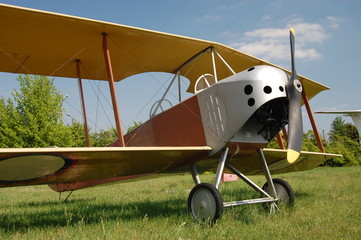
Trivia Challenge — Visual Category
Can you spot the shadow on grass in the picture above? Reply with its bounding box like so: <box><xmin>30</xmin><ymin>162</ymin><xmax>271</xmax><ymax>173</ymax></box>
<box><xmin>294</xmin><ymin>191</ymin><xmax>312</xmax><ymax>199</ymax></box>
<box><xmin>1</xmin><ymin>183</ymin><xmax>305</xmax><ymax>232</ymax></box>
<box><xmin>219</xmin><ymin>185</ymin><xmax>271</xmax><ymax>224</ymax></box>
<box><xmin>0</xmin><ymin>197</ymin><xmax>188</xmax><ymax>233</ymax></box>
<box><xmin>220</xmin><ymin>183</ymin><xmax>299</xmax><ymax>223</ymax></box>
<box><xmin>12</xmin><ymin>197</ymin><xmax>97</xmax><ymax>208</ymax></box>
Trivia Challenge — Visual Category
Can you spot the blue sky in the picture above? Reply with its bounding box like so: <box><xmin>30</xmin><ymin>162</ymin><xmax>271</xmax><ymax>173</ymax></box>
<box><xmin>0</xmin><ymin>0</ymin><xmax>360</xmax><ymax>135</ymax></box>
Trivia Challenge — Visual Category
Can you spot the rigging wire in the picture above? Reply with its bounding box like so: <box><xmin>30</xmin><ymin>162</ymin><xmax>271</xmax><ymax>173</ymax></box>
<box><xmin>107</xmin><ymin>35</ymin><xmax>229</xmax><ymax>142</ymax></box>
<box><xmin>94</xmin><ymin>80</ymin><xmax>101</xmax><ymax>132</ymax></box>
<box><xmin>49</xmin><ymin>35</ymin><xmax>102</xmax><ymax>77</ymax></box>
<box><xmin>87</xmin><ymin>80</ymin><xmax>115</xmax><ymax>130</ymax></box>
<box><xmin>79</xmin><ymin>64</ymin><xmax>127</xmax><ymax>131</ymax></box>
<box><xmin>0</xmin><ymin>47</ymin><xmax>33</xmax><ymax>74</ymax></box>
<box><xmin>62</xmin><ymin>99</ymin><xmax>97</xmax><ymax>127</ymax></box>
<box><xmin>107</xmin><ymin>36</ymin><xmax>187</xmax><ymax>125</ymax></box>
<box><xmin>108</xmin><ymin>36</ymin><xmax>197</xmax><ymax>112</ymax></box>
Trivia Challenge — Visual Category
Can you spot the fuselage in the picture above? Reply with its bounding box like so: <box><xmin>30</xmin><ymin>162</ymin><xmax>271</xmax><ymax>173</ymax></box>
<box><xmin>122</xmin><ymin>65</ymin><xmax>290</xmax><ymax>159</ymax></box>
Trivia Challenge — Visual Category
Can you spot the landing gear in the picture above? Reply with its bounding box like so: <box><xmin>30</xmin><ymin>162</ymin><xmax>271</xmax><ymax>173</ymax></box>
<box><xmin>188</xmin><ymin>183</ymin><xmax>223</xmax><ymax>224</ymax></box>
<box><xmin>262</xmin><ymin>178</ymin><xmax>295</xmax><ymax>206</ymax></box>
<box><xmin>188</xmin><ymin>148</ymin><xmax>296</xmax><ymax>224</ymax></box>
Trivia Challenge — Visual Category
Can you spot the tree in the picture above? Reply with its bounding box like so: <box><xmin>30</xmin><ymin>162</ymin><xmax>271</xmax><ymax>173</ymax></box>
<box><xmin>330</xmin><ymin>117</ymin><xmax>359</xmax><ymax>143</ymax></box>
<box><xmin>67</xmin><ymin>121</ymin><xmax>87</xmax><ymax>147</ymax></box>
<box><xmin>90</xmin><ymin>128</ymin><xmax>118</xmax><ymax>147</ymax></box>
<box><xmin>0</xmin><ymin>98</ymin><xmax>22</xmax><ymax>147</ymax></box>
<box><xmin>127</xmin><ymin>121</ymin><xmax>143</xmax><ymax>133</ymax></box>
<box><xmin>302</xmin><ymin>130</ymin><xmax>321</xmax><ymax>152</ymax></box>
<box><xmin>266</xmin><ymin>137</ymin><xmax>282</xmax><ymax>149</ymax></box>
<box><xmin>0</xmin><ymin>75</ymin><xmax>75</xmax><ymax>147</ymax></box>
<box><xmin>325</xmin><ymin>117</ymin><xmax>361</xmax><ymax>166</ymax></box>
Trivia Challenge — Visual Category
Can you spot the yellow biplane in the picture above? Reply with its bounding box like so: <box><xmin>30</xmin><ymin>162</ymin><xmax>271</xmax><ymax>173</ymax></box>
<box><xmin>0</xmin><ymin>4</ymin><xmax>340</xmax><ymax>223</ymax></box>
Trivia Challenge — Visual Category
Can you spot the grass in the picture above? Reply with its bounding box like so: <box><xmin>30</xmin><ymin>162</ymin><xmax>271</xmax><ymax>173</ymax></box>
<box><xmin>1</xmin><ymin>166</ymin><xmax>360</xmax><ymax>239</ymax></box>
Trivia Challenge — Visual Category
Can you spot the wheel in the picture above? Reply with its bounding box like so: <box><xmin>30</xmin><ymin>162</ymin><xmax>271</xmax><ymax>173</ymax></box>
<box><xmin>262</xmin><ymin>178</ymin><xmax>295</xmax><ymax>206</ymax></box>
<box><xmin>188</xmin><ymin>183</ymin><xmax>224</xmax><ymax>224</ymax></box>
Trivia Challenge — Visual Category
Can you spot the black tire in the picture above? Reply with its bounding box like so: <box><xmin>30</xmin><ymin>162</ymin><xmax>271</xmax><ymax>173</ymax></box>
<box><xmin>262</xmin><ymin>178</ymin><xmax>295</xmax><ymax>206</ymax></box>
<box><xmin>188</xmin><ymin>183</ymin><xmax>224</xmax><ymax>224</ymax></box>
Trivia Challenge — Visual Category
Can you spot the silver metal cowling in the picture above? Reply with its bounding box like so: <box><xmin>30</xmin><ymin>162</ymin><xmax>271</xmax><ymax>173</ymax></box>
<box><xmin>197</xmin><ymin>65</ymin><xmax>289</xmax><ymax>154</ymax></box>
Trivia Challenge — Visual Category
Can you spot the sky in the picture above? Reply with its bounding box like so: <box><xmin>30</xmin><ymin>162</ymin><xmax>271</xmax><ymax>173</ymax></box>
<box><xmin>0</xmin><ymin>0</ymin><xmax>360</xmax><ymax>135</ymax></box>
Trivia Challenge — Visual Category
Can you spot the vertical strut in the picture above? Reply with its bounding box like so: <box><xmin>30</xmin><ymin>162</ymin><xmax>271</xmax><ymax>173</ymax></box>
<box><xmin>211</xmin><ymin>48</ymin><xmax>218</xmax><ymax>83</ymax></box>
<box><xmin>75</xmin><ymin>60</ymin><xmax>91</xmax><ymax>147</ymax></box>
<box><xmin>276</xmin><ymin>132</ymin><xmax>285</xmax><ymax>149</ymax></box>
<box><xmin>213</xmin><ymin>49</ymin><xmax>236</xmax><ymax>75</ymax></box>
<box><xmin>102</xmin><ymin>33</ymin><xmax>125</xmax><ymax>147</ymax></box>
<box><xmin>177</xmin><ymin>72</ymin><xmax>182</xmax><ymax>103</ymax></box>
<box><xmin>282</xmin><ymin>127</ymin><xmax>288</xmax><ymax>143</ymax></box>
<box><xmin>257</xmin><ymin>149</ymin><xmax>278</xmax><ymax>199</ymax></box>
<box><xmin>302</xmin><ymin>90</ymin><xmax>325</xmax><ymax>152</ymax></box>
<box><xmin>214</xmin><ymin>147</ymin><xmax>228</xmax><ymax>189</ymax></box>
<box><xmin>190</xmin><ymin>164</ymin><xmax>201</xmax><ymax>185</ymax></box>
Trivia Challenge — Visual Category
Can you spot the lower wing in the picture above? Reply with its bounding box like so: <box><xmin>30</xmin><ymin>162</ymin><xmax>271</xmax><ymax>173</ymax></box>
<box><xmin>0</xmin><ymin>146</ymin><xmax>211</xmax><ymax>189</ymax></box>
<box><xmin>167</xmin><ymin>148</ymin><xmax>342</xmax><ymax>175</ymax></box>
<box><xmin>0</xmin><ymin>146</ymin><xmax>341</xmax><ymax>191</ymax></box>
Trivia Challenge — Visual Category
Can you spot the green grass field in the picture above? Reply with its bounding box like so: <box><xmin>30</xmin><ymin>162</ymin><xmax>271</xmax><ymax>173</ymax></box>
<box><xmin>1</xmin><ymin>166</ymin><xmax>360</xmax><ymax>240</ymax></box>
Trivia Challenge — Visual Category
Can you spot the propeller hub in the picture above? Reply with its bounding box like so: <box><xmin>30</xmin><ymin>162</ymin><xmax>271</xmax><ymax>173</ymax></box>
<box><xmin>293</xmin><ymin>79</ymin><xmax>303</xmax><ymax>93</ymax></box>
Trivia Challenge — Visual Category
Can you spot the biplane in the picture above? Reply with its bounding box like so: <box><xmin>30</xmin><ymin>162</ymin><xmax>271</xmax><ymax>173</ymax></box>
<box><xmin>0</xmin><ymin>4</ymin><xmax>341</xmax><ymax>223</ymax></box>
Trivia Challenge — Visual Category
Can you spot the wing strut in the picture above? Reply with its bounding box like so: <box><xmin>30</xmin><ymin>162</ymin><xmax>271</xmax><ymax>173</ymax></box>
<box><xmin>102</xmin><ymin>33</ymin><xmax>125</xmax><ymax>146</ymax></box>
<box><xmin>76</xmin><ymin>60</ymin><xmax>91</xmax><ymax>147</ymax></box>
<box><xmin>301</xmin><ymin>90</ymin><xmax>325</xmax><ymax>152</ymax></box>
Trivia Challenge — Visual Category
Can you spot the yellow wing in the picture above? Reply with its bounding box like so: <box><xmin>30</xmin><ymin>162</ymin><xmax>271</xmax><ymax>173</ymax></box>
<box><xmin>0</xmin><ymin>146</ymin><xmax>211</xmax><ymax>188</ymax></box>
<box><xmin>0</xmin><ymin>4</ymin><xmax>328</xmax><ymax>97</ymax></box>
<box><xmin>171</xmin><ymin>149</ymin><xmax>342</xmax><ymax>175</ymax></box>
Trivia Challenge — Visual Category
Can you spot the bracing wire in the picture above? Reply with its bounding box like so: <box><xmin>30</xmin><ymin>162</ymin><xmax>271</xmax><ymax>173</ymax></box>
<box><xmin>77</xmin><ymin>59</ymin><xmax>127</xmax><ymax>132</ymax></box>
<box><xmin>107</xmin><ymin>36</ymin><xmax>198</xmax><ymax>124</ymax></box>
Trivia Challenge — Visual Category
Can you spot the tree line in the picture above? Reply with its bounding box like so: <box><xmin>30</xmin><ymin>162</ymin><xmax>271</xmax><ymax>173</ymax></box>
<box><xmin>0</xmin><ymin>75</ymin><xmax>119</xmax><ymax>148</ymax></box>
<box><xmin>0</xmin><ymin>75</ymin><xmax>360</xmax><ymax>166</ymax></box>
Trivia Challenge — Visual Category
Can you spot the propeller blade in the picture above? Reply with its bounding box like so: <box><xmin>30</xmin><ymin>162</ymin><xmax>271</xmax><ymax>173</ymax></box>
<box><xmin>286</xmin><ymin>28</ymin><xmax>303</xmax><ymax>163</ymax></box>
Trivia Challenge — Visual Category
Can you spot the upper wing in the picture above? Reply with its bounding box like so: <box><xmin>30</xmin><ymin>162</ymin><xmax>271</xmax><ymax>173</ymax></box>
<box><xmin>0</xmin><ymin>4</ymin><xmax>328</xmax><ymax>97</ymax></box>
<box><xmin>0</xmin><ymin>146</ymin><xmax>211</xmax><ymax>188</ymax></box>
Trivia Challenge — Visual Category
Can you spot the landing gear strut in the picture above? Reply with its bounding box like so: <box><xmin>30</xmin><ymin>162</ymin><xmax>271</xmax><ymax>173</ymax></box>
<box><xmin>188</xmin><ymin>148</ymin><xmax>295</xmax><ymax>223</ymax></box>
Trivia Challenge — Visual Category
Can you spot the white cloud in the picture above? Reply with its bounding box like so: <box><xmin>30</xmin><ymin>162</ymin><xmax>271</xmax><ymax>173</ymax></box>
<box><xmin>326</xmin><ymin>16</ymin><xmax>343</xmax><ymax>29</ymax></box>
<box><xmin>244</xmin><ymin>28</ymin><xmax>288</xmax><ymax>38</ymax></box>
<box><xmin>297</xmin><ymin>48</ymin><xmax>321</xmax><ymax>59</ymax></box>
<box><xmin>261</xmin><ymin>15</ymin><xmax>272</xmax><ymax>22</ymax></box>
<box><xmin>231</xmin><ymin>39</ymin><xmax>290</xmax><ymax>61</ymax></box>
<box><xmin>229</xmin><ymin>20</ymin><xmax>331</xmax><ymax>61</ymax></box>
<box><xmin>196</xmin><ymin>14</ymin><xmax>221</xmax><ymax>23</ymax></box>
<box><xmin>221</xmin><ymin>31</ymin><xmax>241</xmax><ymax>39</ymax></box>
<box><xmin>288</xmin><ymin>22</ymin><xmax>329</xmax><ymax>44</ymax></box>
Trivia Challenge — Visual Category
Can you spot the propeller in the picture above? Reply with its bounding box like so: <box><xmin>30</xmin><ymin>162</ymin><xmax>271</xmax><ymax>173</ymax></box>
<box><xmin>286</xmin><ymin>28</ymin><xmax>303</xmax><ymax>163</ymax></box>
